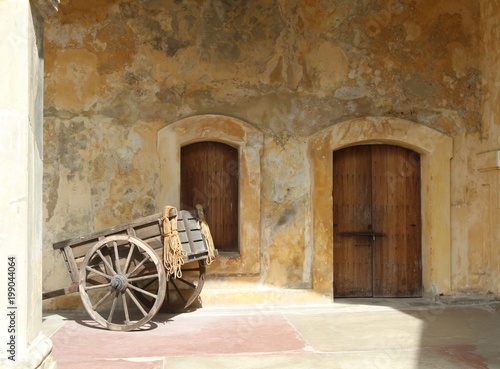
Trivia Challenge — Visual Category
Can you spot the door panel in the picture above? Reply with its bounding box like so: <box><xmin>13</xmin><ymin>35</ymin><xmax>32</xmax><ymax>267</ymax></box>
<box><xmin>333</xmin><ymin>146</ymin><xmax>372</xmax><ymax>297</ymax></box>
<box><xmin>372</xmin><ymin>145</ymin><xmax>421</xmax><ymax>297</ymax></box>
<box><xmin>333</xmin><ymin>145</ymin><xmax>422</xmax><ymax>298</ymax></box>
<box><xmin>181</xmin><ymin>141</ymin><xmax>239</xmax><ymax>252</ymax></box>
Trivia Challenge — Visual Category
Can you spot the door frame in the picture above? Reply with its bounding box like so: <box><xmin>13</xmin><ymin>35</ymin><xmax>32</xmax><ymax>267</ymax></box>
<box><xmin>308</xmin><ymin>117</ymin><xmax>453</xmax><ymax>299</ymax></box>
<box><xmin>157</xmin><ymin>114</ymin><xmax>263</xmax><ymax>276</ymax></box>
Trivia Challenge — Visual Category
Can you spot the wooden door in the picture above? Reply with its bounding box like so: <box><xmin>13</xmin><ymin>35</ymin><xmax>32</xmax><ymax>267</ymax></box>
<box><xmin>181</xmin><ymin>141</ymin><xmax>239</xmax><ymax>252</ymax></box>
<box><xmin>333</xmin><ymin>145</ymin><xmax>422</xmax><ymax>298</ymax></box>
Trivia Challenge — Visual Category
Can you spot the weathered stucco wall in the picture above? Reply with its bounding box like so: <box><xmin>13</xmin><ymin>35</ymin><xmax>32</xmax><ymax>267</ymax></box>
<box><xmin>471</xmin><ymin>0</ymin><xmax>500</xmax><ymax>296</ymax></box>
<box><xmin>42</xmin><ymin>0</ymin><xmax>498</xmax><ymax>308</ymax></box>
<box><xmin>445</xmin><ymin>0</ymin><xmax>500</xmax><ymax>297</ymax></box>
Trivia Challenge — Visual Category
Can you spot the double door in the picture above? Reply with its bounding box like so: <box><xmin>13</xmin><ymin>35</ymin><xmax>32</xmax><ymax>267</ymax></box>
<box><xmin>333</xmin><ymin>145</ymin><xmax>422</xmax><ymax>298</ymax></box>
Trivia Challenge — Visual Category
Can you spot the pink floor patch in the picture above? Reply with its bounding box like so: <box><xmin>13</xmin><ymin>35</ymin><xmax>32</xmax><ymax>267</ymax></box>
<box><xmin>51</xmin><ymin>312</ymin><xmax>308</xmax><ymax>365</ymax></box>
<box><xmin>54</xmin><ymin>359</ymin><xmax>163</xmax><ymax>369</ymax></box>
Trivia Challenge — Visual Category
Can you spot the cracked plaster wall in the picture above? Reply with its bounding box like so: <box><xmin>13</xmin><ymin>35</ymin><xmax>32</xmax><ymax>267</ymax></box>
<box><xmin>42</xmin><ymin>0</ymin><xmax>499</xmax><ymax>307</ymax></box>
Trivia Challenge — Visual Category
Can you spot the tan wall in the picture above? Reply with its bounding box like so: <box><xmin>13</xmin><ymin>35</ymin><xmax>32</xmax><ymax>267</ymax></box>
<box><xmin>42</xmin><ymin>0</ymin><xmax>500</xmax><ymax>308</ymax></box>
<box><xmin>447</xmin><ymin>0</ymin><xmax>500</xmax><ymax>297</ymax></box>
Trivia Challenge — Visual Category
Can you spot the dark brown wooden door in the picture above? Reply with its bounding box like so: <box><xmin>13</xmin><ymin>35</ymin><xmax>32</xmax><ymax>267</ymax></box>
<box><xmin>333</xmin><ymin>145</ymin><xmax>422</xmax><ymax>298</ymax></box>
<box><xmin>181</xmin><ymin>141</ymin><xmax>239</xmax><ymax>252</ymax></box>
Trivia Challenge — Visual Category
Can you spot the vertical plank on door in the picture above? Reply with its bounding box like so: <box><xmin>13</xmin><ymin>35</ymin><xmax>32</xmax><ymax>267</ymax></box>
<box><xmin>371</xmin><ymin>145</ymin><xmax>390</xmax><ymax>296</ymax></box>
<box><xmin>333</xmin><ymin>146</ymin><xmax>373</xmax><ymax>297</ymax></box>
<box><xmin>403</xmin><ymin>149</ymin><xmax>422</xmax><ymax>296</ymax></box>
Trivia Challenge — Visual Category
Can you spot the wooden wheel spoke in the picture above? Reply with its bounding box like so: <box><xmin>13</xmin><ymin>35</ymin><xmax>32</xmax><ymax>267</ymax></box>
<box><xmin>141</xmin><ymin>278</ymin><xmax>157</xmax><ymax>291</ymax></box>
<box><xmin>126</xmin><ymin>254</ymin><xmax>151</xmax><ymax>278</ymax></box>
<box><xmin>113</xmin><ymin>241</ymin><xmax>122</xmax><ymax>274</ymax></box>
<box><xmin>85</xmin><ymin>266</ymin><xmax>113</xmax><ymax>280</ymax></box>
<box><xmin>125</xmin><ymin>289</ymin><xmax>148</xmax><ymax>317</ymax></box>
<box><xmin>169</xmin><ymin>279</ymin><xmax>187</xmax><ymax>304</ymax></box>
<box><xmin>122</xmin><ymin>293</ymin><xmax>130</xmax><ymax>324</ymax></box>
<box><xmin>174</xmin><ymin>277</ymin><xmax>196</xmax><ymax>289</ymax></box>
<box><xmin>92</xmin><ymin>290</ymin><xmax>113</xmax><ymax>310</ymax></box>
<box><xmin>123</xmin><ymin>243</ymin><xmax>136</xmax><ymax>274</ymax></box>
<box><xmin>166</xmin><ymin>281</ymin><xmax>171</xmax><ymax>305</ymax></box>
<box><xmin>97</xmin><ymin>249</ymin><xmax>117</xmax><ymax>276</ymax></box>
<box><xmin>108</xmin><ymin>294</ymin><xmax>119</xmax><ymax>322</ymax></box>
<box><xmin>127</xmin><ymin>283</ymin><xmax>158</xmax><ymax>299</ymax></box>
<box><xmin>127</xmin><ymin>273</ymin><xmax>159</xmax><ymax>283</ymax></box>
<box><xmin>85</xmin><ymin>282</ymin><xmax>111</xmax><ymax>291</ymax></box>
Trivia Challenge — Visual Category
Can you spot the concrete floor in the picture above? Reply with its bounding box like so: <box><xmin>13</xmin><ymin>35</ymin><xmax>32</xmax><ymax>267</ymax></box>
<box><xmin>42</xmin><ymin>299</ymin><xmax>500</xmax><ymax>369</ymax></box>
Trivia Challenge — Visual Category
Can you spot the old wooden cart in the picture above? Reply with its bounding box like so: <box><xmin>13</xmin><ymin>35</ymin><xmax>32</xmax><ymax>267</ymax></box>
<box><xmin>43</xmin><ymin>207</ymin><xmax>215</xmax><ymax>331</ymax></box>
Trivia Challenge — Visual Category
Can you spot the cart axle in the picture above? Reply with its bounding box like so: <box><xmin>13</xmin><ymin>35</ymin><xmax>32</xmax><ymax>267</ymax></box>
<box><xmin>110</xmin><ymin>275</ymin><xmax>128</xmax><ymax>292</ymax></box>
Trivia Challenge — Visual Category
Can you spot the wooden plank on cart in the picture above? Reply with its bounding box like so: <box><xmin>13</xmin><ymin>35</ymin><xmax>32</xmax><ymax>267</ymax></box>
<box><xmin>51</xmin><ymin>210</ymin><xmax>177</xmax><ymax>260</ymax></box>
<box><xmin>52</xmin><ymin>208</ymin><xmax>210</xmax><ymax>265</ymax></box>
<box><xmin>42</xmin><ymin>283</ymin><xmax>78</xmax><ymax>299</ymax></box>
<box><xmin>177</xmin><ymin>210</ymin><xmax>208</xmax><ymax>260</ymax></box>
<box><xmin>52</xmin><ymin>207</ymin><xmax>177</xmax><ymax>249</ymax></box>
<box><xmin>52</xmin><ymin>212</ymin><xmax>163</xmax><ymax>250</ymax></box>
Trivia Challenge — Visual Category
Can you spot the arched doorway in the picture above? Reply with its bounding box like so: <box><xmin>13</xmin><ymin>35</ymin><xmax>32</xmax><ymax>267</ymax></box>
<box><xmin>157</xmin><ymin>115</ymin><xmax>263</xmax><ymax>275</ymax></box>
<box><xmin>309</xmin><ymin>117</ymin><xmax>452</xmax><ymax>298</ymax></box>
<box><xmin>333</xmin><ymin>144</ymin><xmax>422</xmax><ymax>297</ymax></box>
<box><xmin>181</xmin><ymin>141</ymin><xmax>239</xmax><ymax>252</ymax></box>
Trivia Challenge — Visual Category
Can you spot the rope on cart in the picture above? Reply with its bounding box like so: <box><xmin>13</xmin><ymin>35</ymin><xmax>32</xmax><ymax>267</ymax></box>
<box><xmin>162</xmin><ymin>206</ymin><xmax>185</xmax><ymax>279</ymax></box>
<box><xmin>195</xmin><ymin>204</ymin><xmax>216</xmax><ymax>265</ymax></box>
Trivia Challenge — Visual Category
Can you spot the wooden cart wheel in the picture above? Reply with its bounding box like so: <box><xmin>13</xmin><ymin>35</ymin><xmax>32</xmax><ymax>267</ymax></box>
<box><xmin>166</xmin><ymin>259</ymin><xmax>206</xmax><ymax>311</ymax></box>
<box><xmin>133</xmin><ymin>259</ymin><xmax>206</xmax><ymax>312</ymax></box>
<box><xmin>79</xmin><ymin>235</ymin><xmax>166</xmax><ymax>331</ymax></box>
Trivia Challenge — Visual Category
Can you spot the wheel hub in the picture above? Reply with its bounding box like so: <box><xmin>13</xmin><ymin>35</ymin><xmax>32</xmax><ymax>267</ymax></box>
<box><xmin>110</xmin><ymin>274</ymin><xmax>128</xmax><ymax>292</ymax></box>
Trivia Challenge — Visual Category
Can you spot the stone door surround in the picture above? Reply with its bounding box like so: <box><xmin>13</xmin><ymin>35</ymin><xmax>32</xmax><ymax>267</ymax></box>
<box><xmin>309</xmin><ymin>117</ymin><xmax>453</xmax><ymax>298</ymax></box>
<box><xmin>157</xmin><ymin>115</ymin><xmax>263</xmax><ymax>275</ymax></box>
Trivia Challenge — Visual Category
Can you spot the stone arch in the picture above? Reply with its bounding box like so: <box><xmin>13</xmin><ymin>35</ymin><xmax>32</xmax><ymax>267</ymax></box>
<box><xmin>308</xmin><ymin>116</ymin><xmax>453</xmax><ymax>298</ymax></box>
<box><xmin>157</xmin><ymin>114</ymin><xmax>263</xmax><ymax>275</ymax></box>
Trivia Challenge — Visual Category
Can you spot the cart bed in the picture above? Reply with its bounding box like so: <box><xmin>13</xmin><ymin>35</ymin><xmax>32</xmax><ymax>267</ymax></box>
<box><xmin>43</xmin><ymin>209</ymin><xmax>209</xmax><ymax>300</ymax></box>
